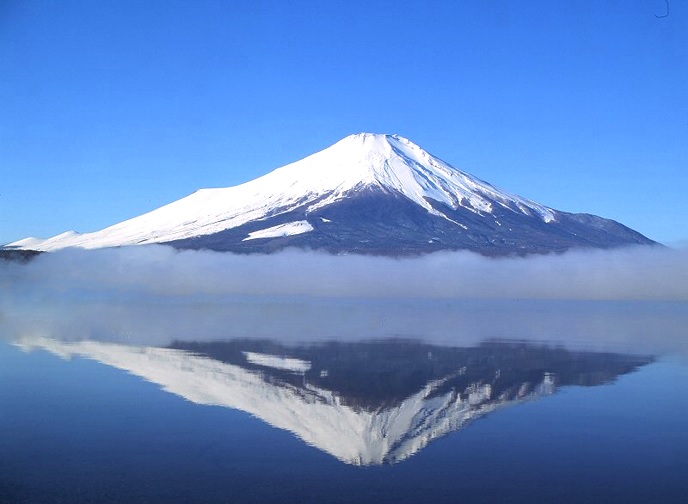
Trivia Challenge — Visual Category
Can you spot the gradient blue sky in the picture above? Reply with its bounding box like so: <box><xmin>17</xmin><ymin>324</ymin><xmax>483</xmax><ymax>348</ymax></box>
<box><xmin>1</xmin><ymin>0</ymin><xmax>686</xmax><ymax>246</ymax></box>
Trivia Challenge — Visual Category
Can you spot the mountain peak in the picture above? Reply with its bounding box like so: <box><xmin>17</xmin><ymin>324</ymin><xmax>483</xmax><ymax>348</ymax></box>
<box><xmin>333</xmin><ymin>132</ymin><xmax>421</xmax><ymax>158</ymax></box>
<box><xmin>341</xmin><ymin>131</ymin><xmax>398</xmax><ymax>143</ymax></box>
<box><xmin>323</xmin><ymin>133</ymin><xmax>428</xmax><ymax>167</ymax></box>
<box><xmin>309</xmin><ymin>132</ymin><xmax>553</xmax><ymax>222</ymax></box>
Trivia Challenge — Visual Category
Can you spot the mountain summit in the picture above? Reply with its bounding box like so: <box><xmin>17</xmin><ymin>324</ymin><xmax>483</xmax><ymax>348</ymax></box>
<box><xmin>8</xmin><ymin>133</ymin><xmax>656</xmax><ymax>255</ymax></box>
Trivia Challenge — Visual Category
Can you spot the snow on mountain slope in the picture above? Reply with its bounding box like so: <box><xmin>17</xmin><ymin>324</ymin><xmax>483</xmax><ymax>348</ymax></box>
<box><xmin>242</xmin><ymin>220</ymin><xmax>314</xmax><ymax>241</ymax></box>
<box><xmin>14</xmin><ymin>336</ymin><xmax>555</xmax><ymax>465</ymax></box>
<box><xmin>8</xmin><ymin>133</ymin><xmax>557</xmax><ymax>252</ymax></box>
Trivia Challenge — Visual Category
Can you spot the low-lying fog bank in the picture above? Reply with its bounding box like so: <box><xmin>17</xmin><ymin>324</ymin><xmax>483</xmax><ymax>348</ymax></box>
<box><xmin>3</xmin><ymin>244</ymin><xmax>687</xmax><ymax>300</ymax></box>
<box><xmin>2</xmin><ymin>245</ymin><xmax>687</xmax><ymax>356</ymax></box>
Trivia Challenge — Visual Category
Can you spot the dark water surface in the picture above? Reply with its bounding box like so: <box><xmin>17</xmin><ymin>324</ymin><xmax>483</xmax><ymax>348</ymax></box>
<box><xmin>2</xmin><ymin>300</ymin><xmax>688</xmax><ymax>503</ymax></box>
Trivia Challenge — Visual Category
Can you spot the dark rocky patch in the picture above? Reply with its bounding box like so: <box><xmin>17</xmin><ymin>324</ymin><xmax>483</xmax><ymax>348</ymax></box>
<box><xmin>0</xmin><ymin>249</ymin><xmax>42</xmax><ymax>263</ymax></box>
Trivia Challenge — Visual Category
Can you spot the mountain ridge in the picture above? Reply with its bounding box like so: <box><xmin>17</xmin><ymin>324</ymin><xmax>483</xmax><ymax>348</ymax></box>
<box><xmin>6</xmin><ymin>133</ymin><xmax>657</xmax><ymax>255</ymax></box>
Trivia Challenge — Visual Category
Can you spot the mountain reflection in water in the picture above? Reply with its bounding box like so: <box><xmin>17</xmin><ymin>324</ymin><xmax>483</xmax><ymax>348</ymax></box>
<box><xmin>16</xmin><ymin>337</ymin><xmax>651</xmax><ymax>466</ymax></box>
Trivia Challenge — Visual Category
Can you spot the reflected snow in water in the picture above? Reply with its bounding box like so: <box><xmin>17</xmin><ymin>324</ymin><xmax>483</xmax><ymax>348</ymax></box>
<box><xmin>1</xmin><ymin>297</ymin><xmax>687</xmax><ymax>502</ymax></box>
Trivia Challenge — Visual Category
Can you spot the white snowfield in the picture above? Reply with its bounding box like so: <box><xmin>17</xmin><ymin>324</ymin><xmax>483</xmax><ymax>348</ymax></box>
<box><xmin>9</xmin><ymin>133</ymin><xmax>556</xmax><ymax>252</ymax></box>
<box><xmin>241</xmin><ymin>220</ymin><xmax>314</xmax><ymax>241</ymax></box>
<box><xmin>15</xmin><ymin>336</ymin><xmax>555</xmax><ymax>465</ymax></box>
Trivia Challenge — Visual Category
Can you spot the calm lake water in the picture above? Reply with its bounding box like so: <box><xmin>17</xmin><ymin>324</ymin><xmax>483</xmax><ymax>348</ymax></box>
<box><xmin>1</xmin><ymin>298</ymin><xmax>687</xmax><ymax>503</ymax></box>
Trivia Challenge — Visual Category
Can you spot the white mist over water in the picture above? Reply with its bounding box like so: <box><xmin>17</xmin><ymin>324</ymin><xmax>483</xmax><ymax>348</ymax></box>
<box><xmin>3</xmin><ymin>244</ymin><xmax>688</xmax><ymax>300</ymax></box>
<box><xmin>1</xmin><ymin>245</ymin><xmax>687</xmax><ymax>355</ymax></box>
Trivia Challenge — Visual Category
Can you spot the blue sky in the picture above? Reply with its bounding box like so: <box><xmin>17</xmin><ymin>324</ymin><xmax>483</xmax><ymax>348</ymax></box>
<box><xmin>1</xmin><ymin>0</ymin><xmax>686</xmax><ymax>246</ymax></box>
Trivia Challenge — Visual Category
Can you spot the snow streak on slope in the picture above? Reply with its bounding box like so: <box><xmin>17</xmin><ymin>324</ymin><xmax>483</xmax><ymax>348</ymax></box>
<box><xmin>8</xmin><ymin>133</ymin><xmax>556</xmax><ymax>251</ymax></box>
<box><xmin>15</xmin><ymin>336</ymin><xmax>555</xmax><ymax>465</ymax></box>
<box><xmin>242</xmin><ymin>220</ymin><xmax>313</xmax><ymax>241</ymax></box>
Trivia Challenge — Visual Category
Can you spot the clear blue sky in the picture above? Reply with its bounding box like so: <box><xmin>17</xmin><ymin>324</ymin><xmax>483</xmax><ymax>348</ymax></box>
<box><xmin>1</xmin><ymin>0</ymin><xmax>686</xmax><ymax>246</ymax></box>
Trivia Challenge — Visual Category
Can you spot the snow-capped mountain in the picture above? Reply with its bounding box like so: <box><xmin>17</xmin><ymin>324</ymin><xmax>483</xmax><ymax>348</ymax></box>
<box><xmin>7</xmin><ymin>133</ymin><xmax>656</xmax><ymax>255</ymax></box>
<box><xmin>14</xmin><ymin>337</ymin><xmax>650</xmax><ymax>465</ymax></box>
